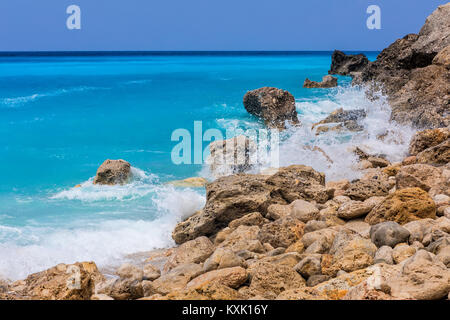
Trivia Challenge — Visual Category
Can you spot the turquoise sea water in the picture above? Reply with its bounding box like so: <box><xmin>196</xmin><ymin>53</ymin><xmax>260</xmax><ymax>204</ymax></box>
<box><xmin>1</xmin><ymin>51</ymin><xmax>407</xmax><ymax>280</ymax></box>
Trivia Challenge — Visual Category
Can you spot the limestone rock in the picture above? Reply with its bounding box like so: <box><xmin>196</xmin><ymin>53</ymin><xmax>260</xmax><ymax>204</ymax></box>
<box><xmin>344</xmin><ymin>179</ymin><xmax>390</xmax><ymax>201</ymax></box>
<box><xmin>228</xmin><ymin>212</ymin><xmax>268</xmax><ymax>229</ymax></box>
<box><xmin>409</xmin><ymin>128</ymin><xmax>450</xmax><ymax>155</ymax></box>
<box><xmin>187</xmin><ymin>267</ymin><xmax>248</xmax><ymax>290</ymax></box>
<box><xmin>164</xmin><ymin>236</ymin><xmax>214</xmax><ymax>272</ymax></box>
<box><xmin>392</xmin><ymin>244</ymin><xmax>416</xmax><ymax>264</ymax></box>
<box><xmin>303</xmin><ymin>75</ymin><xmax>337</xmax><ymax>88</ymax></box>
<box><xmin>294</xmin><ymin>255</ymin><xmax>322</xmax><ymax>278</ymax></box>
<box><xmin>337</xmin><ymin>200</ymin><xmax>373</xmax><ymax>219</ymax></box>
<box><xmin>374</xmin><ymin>246</ymin><xmax>394</xmax><ymax>264</ymax></box>
<box><xmin>203</xmin><ymin>248</ymin><xmax>245</xmax><ymax>272</ymax></box>
<box><xmin>257</xmin><ymin>217</ymin><xmax>305</xmax><ymax>248</ymax></box>
<box><xmin>290</xmin><ymin>199</ymin><xmax>319</xmax><ymax>223</ymax></box>
<box><xmin>93</xmin><ymin>159</ymin><xmax>131</xmax><ymax>185</ymax></box>
<box><xmin>416</xmin><ymin>139</ymin><xmax>450</xmax><ymax>165</ymax></box>
<box><xmin>365</xmin><ymin>188</ymin><xmax>436</xmax><ymax>225</ymax></box>
<box><xmin>243</xmin><ymin>87</ymin><xmax>299</xmax><ymax>129</ymax></box>
<box><xmin>17</xmin><ymin>262</ymin><xmax>103</xmax><ymax>300</ymax></box>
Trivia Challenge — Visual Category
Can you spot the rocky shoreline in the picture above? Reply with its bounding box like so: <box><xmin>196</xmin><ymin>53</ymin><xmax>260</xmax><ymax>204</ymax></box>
<box><xmin>1</xmin><ymin>3</ymin><xmax>449</xmax><ymax>301</ymax></box>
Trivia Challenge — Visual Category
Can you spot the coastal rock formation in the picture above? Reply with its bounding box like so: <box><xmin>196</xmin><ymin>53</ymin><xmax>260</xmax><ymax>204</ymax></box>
<box><xmin>172</xmin><ymin>165</ymin><xmax>332</xmax><ymax>244</ymax></box>
<box><xmin>339</xmin><ymin>3</ymin><xmax>450</xmax><ymax>128</ymax></box>
<box><xmin>409</xmin><ymin>128</ymin><xmax>450</xmax><ymax>155</ymax></box>
<box><xmin>93</xmin><ymin>159</ymin><xmax>132</xmax><ymax>185</ymax></box>
<box><xmin>243</xmin><ymin>87</ymin><xmax>299</xmax><ymax>129</ymax></box>
<box><xmin>303</xmin><ymin>75</ymin><xmax>337</xmax><ymax>88</ymax></box>
<box><xmin>10</xmin><ymin>262</ymin><xmax>103</xmax><ymax>300</ymax></box>
<box><xmin>206</xmin><ymin>135</ymin><xmax>257</xmax><ymax>177</ymax></box>
<box><xmin>328</xmin><ymin>50</ymin><xmax>369</xmax><ymax>76</ymax></box>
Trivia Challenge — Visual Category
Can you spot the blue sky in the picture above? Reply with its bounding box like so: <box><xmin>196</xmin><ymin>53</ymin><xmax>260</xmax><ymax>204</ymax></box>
<box><xmin>0</xmin><ymin>0</ymin><xmax>447</xmax><ymax>51</ymax></box>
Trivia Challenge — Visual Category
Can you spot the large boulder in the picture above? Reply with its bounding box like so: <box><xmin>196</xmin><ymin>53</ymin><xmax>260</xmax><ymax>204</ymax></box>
<box><xmin>303</xmin><ymin>75</ymin><xmax>337</xmax><ymax>88</ymax></box>
<box><xmin>243</xmin><ymin>87</ymin><xmax>299</xmax><ymax>129</ymax></box>
<box><xmin>172</xmin><ymin>165</ymin><xmax>332</xmax><ymax>244</ymax></box>
<box><xmin>365</xmin><ymin>188</ymin><xmax>436</xmax><ymax>225</ymax></box>
<box><xmin>93</xmin><ymin>159</ymin><xmax>132</xmax><ymax>185</ymax></box>
<box><xmin>13</xmin><ymin>262</ymin><xmax>103</xmax><ymax>300</ymax></box>
<box><xmin>328</xmin><ymin>50</ymin><xmax>369</xmax><ymax>76</ymax></box>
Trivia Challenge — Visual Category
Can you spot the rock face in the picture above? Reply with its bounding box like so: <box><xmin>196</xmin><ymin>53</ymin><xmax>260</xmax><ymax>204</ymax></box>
<box><xmin>365</xmin><ymin>188</ymin><xmax>436</xmax><ymax>225</ymax></box>
<box><xmin>243</xmin><ymin>87</ymin><xmax>299</xmax><ymax>129</ymax></box>
<box><xmin>14</xmin><ymin>262</ymin><xmax>103</xmax><ymax>300</ymax></box>
<box><xmin>349</xmin><ymin>4</ymin><xmax>450</xmax><ymax>128</ymax></box>
<box><xmin>303</xmin><ymin>75</ymin><xmax>337</xmax><ymax>88</ymax></box>
<box><xmin>207</xmin><ymin>135</ymin><xmax>257</xmax><ymax>178</ymax></box>
<box><xmin>409</xmin><ymin>128</ymin><xmax>450</xmax><ymax>155</ymax></box>
<box><xmin>93</xmin><ymin>159</ymin><xmax>132</xmax><ymax>185</ymax></box>
<box><xmin>328</xmin><ymin>50</ymin><xmax>369</xmax><ymax>76</ymax></box>
<box><xmin>416</xmin><ymin>139</ymin><xmax>450</xmax><ymax>165</ymax></box>
<box><xmin>172</xmin><ymin>165</ymin><xmax>332</xmax><ymax>244</ymax></box>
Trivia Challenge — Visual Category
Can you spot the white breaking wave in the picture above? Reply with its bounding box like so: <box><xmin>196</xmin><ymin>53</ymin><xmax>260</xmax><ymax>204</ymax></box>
<box><xmin>204</xmin><ymin>85</ymin><xmax>415</xmax><ymax>182</ymax></box>
<box><xmin>0</xmin><ymin>167</ymin><xmax>205</xmax><ymax>281</ymax></box>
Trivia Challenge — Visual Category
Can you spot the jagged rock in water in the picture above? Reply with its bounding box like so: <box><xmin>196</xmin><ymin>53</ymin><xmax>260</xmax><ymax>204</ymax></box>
<box><xmin>243</xmin><ymin>87</ymin><xmax>299</xmax><ymax>130</ymax></box>
<box><xmin>328</xmin><ymin>50</ymin><xmax>369</xmax><ymax>76</ymax></box>
<box><xmin>303</xmin><ymin>75</ymin><xmax>337</xmax><ymax>88</ymax></box>
<box><xmin>93</xmin><ymin>159</ymin><xmax>132</xmax><ymax>185</ymax></box>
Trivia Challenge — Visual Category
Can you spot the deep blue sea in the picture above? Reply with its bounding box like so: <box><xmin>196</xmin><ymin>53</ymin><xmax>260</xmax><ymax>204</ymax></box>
<box><xmin>1</xmin><ymin>51</ymin><xmax>416</xmax><ymax>280</ymax></box>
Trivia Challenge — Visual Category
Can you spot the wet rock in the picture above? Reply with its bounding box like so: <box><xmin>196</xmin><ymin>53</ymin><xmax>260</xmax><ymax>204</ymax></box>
<box><xmin>303</xmin><ymin>75</ymin><xmax>337</xmax><ymax>88</ymax></box>
<box><xmin>207</xmin><ymin>135</ymin><xmax>257</xmax><ymax>177</ymax></box>
<box><xmin>374</xmin><ymin>246</ymin><xmax>394</xmax><ymax>264</ymax></box>
<box><xmin>168</xmin><ymin>177</ymin><xmax>208</xmax><ymax>188</ymax></box>
<box><xmin>365</xmin><ymin>188</ymin><xmax>436</xmax><ymax>225</ymax></box>
<box><xmin>243</xmin><ymin>87</ymin><xmax>299</xmax><ymax>129</ymax></box>
<box><xmin>409</xmin><ymin>128</ymin><xmax>450</xmax><ymax>155</ymax></box>
<box><xmin>187</xmin><ymin>267</ymin><xmax>248</xmax><ymax>290</ymax></box>
<box><xmin>370</xmin><ymin>221</ymin><xmax>411</xmax><ymax>248</ymax></box>
<box><xmin>313</xmin><ymin>108</ymin><xmax>366</xmax><ymax>129</ymax></box>
<box><xmin>93</xmin><ymin>159</ymin><xmax>131</xmax><ymax>185</ymax></box>
<box><xmin>173</xmin><ymin>165</ymin><xmax>330</xmax><ymax>244</ymax></box>
<box><xmin>328</xmin><ymin>50</ymin><xmax>369</xmax><ymax>76</ymax></box>
<box><xmin>257</xmin><ymin>217</ymin><xmax>305</xmax><ymax>248</ymax></box>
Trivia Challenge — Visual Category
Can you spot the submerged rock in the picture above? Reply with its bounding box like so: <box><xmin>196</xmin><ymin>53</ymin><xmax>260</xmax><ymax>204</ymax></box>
<box><xmin>303</xmin><ymin>75</ymin><xmax>337</xmax><ymax>88</ymax></box>
<box><xmin>93</xmin><ymin>159</ymin><xmax>132</xmax><ymax>185</ymax></box>
<box><xmin>243</xmin><ymin>87</ymin><xmax>299</xmax><ymax>129</ymax></box>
